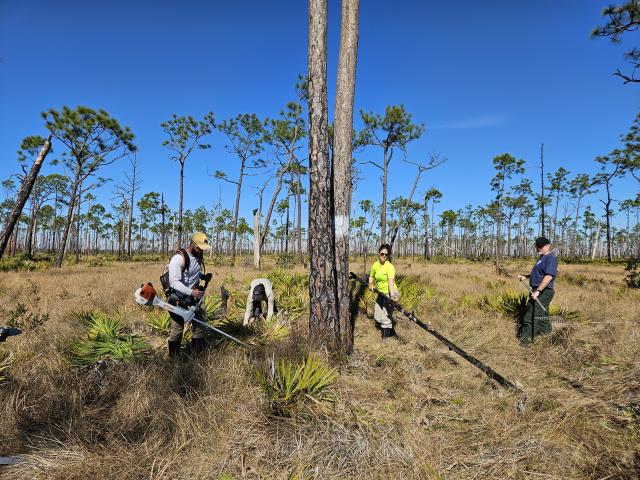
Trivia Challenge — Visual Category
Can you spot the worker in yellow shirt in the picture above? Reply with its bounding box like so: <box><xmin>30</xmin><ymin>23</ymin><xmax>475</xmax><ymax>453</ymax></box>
<box><xmin>368</xmin><ymin>243</ymin><xmax>400</xmax><ymax>340</ymax></box>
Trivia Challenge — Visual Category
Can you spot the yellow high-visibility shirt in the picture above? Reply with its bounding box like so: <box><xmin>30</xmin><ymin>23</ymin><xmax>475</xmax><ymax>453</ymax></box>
<box><xmin>369</xmin><ymin>260</ymin><xmax>395</xmax><ymax>294</ymax></box>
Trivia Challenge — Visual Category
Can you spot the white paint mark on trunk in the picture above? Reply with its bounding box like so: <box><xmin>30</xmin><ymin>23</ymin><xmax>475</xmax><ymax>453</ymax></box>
<box><xmin>335</xmin><ymin>214</ymin><xmax>349</xmax><ymax>238</ymax></box>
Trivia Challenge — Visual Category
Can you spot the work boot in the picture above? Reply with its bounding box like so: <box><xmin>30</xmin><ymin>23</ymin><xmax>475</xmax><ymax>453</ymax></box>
<box><xmin>381</xmin><ymin>327</ymin><xmax>398</xmax><ymax>341</ymax></box>
<box><xmin>168</xmin><ymin>340</ymin><xmax>181</xmax><ymax>358</ymax></box>
<box><xmin>191</xmin><ymin>337</ymin><xmax>206</xmax><ymax>354</ymax></box>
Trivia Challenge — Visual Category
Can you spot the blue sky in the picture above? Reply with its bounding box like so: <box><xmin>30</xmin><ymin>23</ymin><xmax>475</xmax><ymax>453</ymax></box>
<box><xmin>1</xmin><ymin>0</ymin><xmax>638</xmax><ymax>229</ymax></box>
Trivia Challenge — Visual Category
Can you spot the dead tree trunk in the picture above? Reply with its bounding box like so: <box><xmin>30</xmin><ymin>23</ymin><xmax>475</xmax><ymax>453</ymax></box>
<box><xmin>0</xmin><ymin>136</ymin><xmax>52</xmax><ymax>260</ymax></box>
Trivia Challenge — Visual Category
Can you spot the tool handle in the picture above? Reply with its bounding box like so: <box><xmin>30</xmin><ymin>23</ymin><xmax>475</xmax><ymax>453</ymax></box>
<box><xmin>518</xmin><ymin>278</ymin><xmax>547</xmax><ymax>313</ymax></box>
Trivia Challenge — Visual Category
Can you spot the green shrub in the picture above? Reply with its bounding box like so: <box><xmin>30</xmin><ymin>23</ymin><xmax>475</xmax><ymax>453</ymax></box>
<box><xmin>276</xmin><ymin>252</ymin><xmax>297</xmax><ymax>268</ymax></box>
<box><xmin>624</xmin><ymin>258</ymin><xmax>640</xmax><ymax>288</ymax></box>
<box><xmin>256</xmin><ymin>314</ymin><xmax>289</xmax><ymax>341</ymax></box>
<box><xmin>72</xmin><ymin>311</ymin><xmax>149</xmax><ymax>366</ymax></box>
<box><xmin>255</xmin><ymin>354</ymin><xmax>337</xmax><ymax>415</ymax></box>
<box><xmin>215</xmin><ymin>317</ymin><xmax>256</xmax><ymax>338</ymax></box>
<box><xmin>353</xmin><ymin>274</ymin><xmax>432</xmax><ymax>316</ymax></box>
<box><xmin>7</xmin><ymin>302</ymin><xmax>49</xmax><ymax>331</ymax></box>
<box><xmin>268</xmin><ymin>270</ymin><xmax>309</xmax><ymax>320</ymax></box>
<box><xmin>395</xmin><ymin>274</ymin><xmax>433</xmax><ymax>311</ymax></box>
<box><xmin>145</xmin><ymin>310</ymin><xmax>171</xmax><ymax>335</ymax></box>
<box><xmin>478</xmin><ymin>291</ymin><xmax>529</xmax><ymax>318</ymax></box>
<box><xmin>478</xmin><ymin>291</ymin><xmax>584</xmax><ymax>322</ymax></box>
<box><xmin>0</xmin><ymin>254</ymin><xmax>53</xmax><ymax>272</ymax></box>
<box><xmin>203</xmin><ymin>294</ymin><xmax>223</xmax><ymax>321</ymax></box>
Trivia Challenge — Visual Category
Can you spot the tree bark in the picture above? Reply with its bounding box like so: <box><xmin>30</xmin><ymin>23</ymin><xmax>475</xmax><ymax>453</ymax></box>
<box><xmin>571</xmin><ymin>195</ymin><xmax>582</xmax><ymax>259</ymax></box>
<box><xmin>161</xmin><ymin>193</ymin><xmax>166</xmax><ymax>255</ymax></box>
<box><xmin>0</xmin><ymin>135</ymin><xmax>52</xmax><ymax>260</ymax></box>
<box><xmin>177</xmin><ymin>160</ymin><xmax>184</xmax><ymax>249</ymax></box>
<box><xmin>25</xmin><ymin>199</ymin><xmax>38</xmax><ymax>258</ymax></box>
<box><xmin>308</xmin><ymin>0</ymin><xmax>337</xmax><ymax>341</ymax></box>
<box><xmin>296</xmin><ymin>174</ymin><xmax>303</xmax><ymax>262</ymax></box>
<box><xmin>55</xmin><ymin>178</ymin><xmax>79</xmax><ymax>268</ymax></box>
<box><xmin>75</xmin><ymin>187</ymin><xmax>82</xmax><ymax>261</ymax></box>
<box><xmin>231</xmin><ymin>169</ymin><xmax>244</xmax><ymax>260</ymax></box>
<box><xmin>253</xmin><ymin>209</ymin><xmax>261</xmax><ymax>269</ymax></box>
<box><xmin>332</xmin><ymin>0</ymin><xmax>359</xmax><ymax>354</ymax></box>
<box><xmin>381</xmin><ymin>147</ymin><xmax>388</xmax><ymax>243</ymax></box>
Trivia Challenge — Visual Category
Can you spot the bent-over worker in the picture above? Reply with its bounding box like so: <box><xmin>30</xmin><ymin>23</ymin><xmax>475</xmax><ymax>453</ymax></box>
<box><xmin>243</xmin><ymin>278</ymin><xmax>276</xmax><ymax>325</ymax></box>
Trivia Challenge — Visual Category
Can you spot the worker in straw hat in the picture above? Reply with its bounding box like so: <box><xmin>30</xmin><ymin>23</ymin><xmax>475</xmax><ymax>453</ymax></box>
<box><xmin>165</xmin><ymin>232</ymin><xmax>212</xmax><ymax>356</ymax></box>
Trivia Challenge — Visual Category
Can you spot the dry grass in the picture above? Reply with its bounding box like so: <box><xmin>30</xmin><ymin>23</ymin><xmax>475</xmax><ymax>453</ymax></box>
<box><xmin>0</xmin><ymin>257</ymin><xmax>638</xmax><ymax>479</ymax></box>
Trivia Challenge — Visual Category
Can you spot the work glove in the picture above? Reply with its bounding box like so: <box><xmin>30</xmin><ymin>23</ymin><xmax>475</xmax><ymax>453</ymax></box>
<box><xmin>391</xmin><ymin>290</ymin><xmax>400</xmax><ymax>301</ymax></box>
<box><xmin>200</xmin><ymin>273</ymin><xmax>213</xmax><ymax>282</ymax></box>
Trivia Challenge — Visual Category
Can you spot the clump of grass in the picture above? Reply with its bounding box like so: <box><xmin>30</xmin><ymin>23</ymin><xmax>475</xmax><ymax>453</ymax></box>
<box><xmin>0</xmin><ymin>350</ymin><xmax>12</xmax><ymax>384</ymax></box>
<box><xmin>564</xmin><ymin>273</ymin><xmax>590</xmax><ymax>286</ymax></box>
<box><xmin>485</xmin><ymin>279</ymin><xmax>507</xmax><ymax>290</ymax></box>
<box><xmin>255</xmin><ymin>354</ymin><xmax>337</xmax><ymax>415</ymax></box>
<box><xmin>72</xmin><ymin>311</ymin><xmax>149</xmax><ymax>366</ymax></box>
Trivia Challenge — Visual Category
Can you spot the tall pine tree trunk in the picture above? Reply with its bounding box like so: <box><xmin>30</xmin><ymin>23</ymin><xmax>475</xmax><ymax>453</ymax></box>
<box><xmin>253</xmin><ymin>209</ymin><xmax>261</xmax><ymax>269</ymax></box>
<box><xmin>231</xmin><ymin>169</ymin><xmax>244</xmax><ymax>260</ymax></box>
<box><xmin>177</xmin><ymin>160</ymin><xmax>184</xmax><ymax>249</ymax></box>
<box><xmin>0</xmin><ymin>136</ymin><xmax>52</xmax><ymax>260</ymax></box>
<box><xmin>25</xmin><ymin>200</ymin><xmax>37</xmax><ymax>258</ymax></box>
<box><xmin>55</xmin><ymin>178</ymin><xmax>79</xmax><ymax>268</ymax></box>
<box><xmin>381</xmin><ymin>148</ymin><xmax>388</xmax><ymax>243</ymax></box>
<box><xmin>308</xmin><ymin>0</ymin><xmax>337</xmax><ymax>341</ymax></box>
<box><xmin>296</xmin><ymin>175</ymin><xmax>303</xmax><ymax>262</ymax></box>
<box><xmin>332</xmin><ymin>0</ymin><xmax>359</xmax><ymax>354</ymax></box>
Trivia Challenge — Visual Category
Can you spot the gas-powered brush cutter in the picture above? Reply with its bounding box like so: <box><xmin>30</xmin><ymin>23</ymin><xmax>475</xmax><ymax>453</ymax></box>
<box><xmin>134</xmin><ymin>283</ymin><xmax>249</xmax><ymax>348</ymax></box>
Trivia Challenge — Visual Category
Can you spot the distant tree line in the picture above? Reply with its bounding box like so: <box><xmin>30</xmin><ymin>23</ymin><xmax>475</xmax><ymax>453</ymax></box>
<box><xmin>1</xmin><ymin>102</ymin><xmax>639</xmax><ymax>265</ymax></box>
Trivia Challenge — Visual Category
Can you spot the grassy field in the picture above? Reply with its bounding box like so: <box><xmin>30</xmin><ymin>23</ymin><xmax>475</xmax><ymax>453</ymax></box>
<box><xmin>0</xmin><ymin>258</ymin><xmax>638</xmax><ymax>479</ymax></box>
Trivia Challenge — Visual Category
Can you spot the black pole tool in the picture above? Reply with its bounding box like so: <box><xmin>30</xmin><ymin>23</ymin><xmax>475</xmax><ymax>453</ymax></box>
<box><xmin>349</xmin><ymin>272</ymin><xmax>522</xmax><ymax>391</ymax></box>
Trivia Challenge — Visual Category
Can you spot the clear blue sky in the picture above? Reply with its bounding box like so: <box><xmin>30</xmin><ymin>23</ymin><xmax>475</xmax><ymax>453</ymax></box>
<box><xmin>1</xmin><ymin>0</ymin><xmax>638</xmax><ymax>229</ymax></box>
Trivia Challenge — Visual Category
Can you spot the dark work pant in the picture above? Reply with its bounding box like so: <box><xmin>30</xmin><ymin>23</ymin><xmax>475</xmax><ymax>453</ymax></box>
<box><xmin>519</xmin><ymin>288</ymin><xmax>554</xmax><ymax>344</ymax></box>
<box><xmin>168</xmin><ymin>292</ymin><xmax>205</xmax><ymax>342</ymax></box>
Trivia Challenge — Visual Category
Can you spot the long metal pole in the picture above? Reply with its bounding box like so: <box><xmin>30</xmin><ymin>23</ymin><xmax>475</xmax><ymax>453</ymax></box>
<box><xmin>350</xmin><ymin>272</ymin><xmax>521</xmax><ymax>391</ymax></box>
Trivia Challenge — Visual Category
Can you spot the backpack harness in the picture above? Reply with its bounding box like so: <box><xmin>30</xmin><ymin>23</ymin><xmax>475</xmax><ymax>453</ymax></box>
<box><xmin>160</xmin><ymin>248</ymin><xmax>205</xmax><ymax>297</ymax></box>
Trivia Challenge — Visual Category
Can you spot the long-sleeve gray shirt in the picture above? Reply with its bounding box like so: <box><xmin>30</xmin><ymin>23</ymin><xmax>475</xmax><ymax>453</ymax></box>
<box><xmin>168</xmin><ymin>250</ymin><xmax>202</xmax><ymax>297</ymax></box>
<box><xmin>243</xmin><ymin>278</ymin><xmax>274</xmax><ymax>324</ymax></box>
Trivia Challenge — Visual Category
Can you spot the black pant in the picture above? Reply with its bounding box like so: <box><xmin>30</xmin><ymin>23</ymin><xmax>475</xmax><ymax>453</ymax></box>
<box><xmin>519</xmin><ymin>289</ymin><xmax>554</xmax><ymax>344</ymax></box>
<box><xmin>167</xmin><ymin>292</ymin><xmax>205</xmax><ymax>341</ymax></box>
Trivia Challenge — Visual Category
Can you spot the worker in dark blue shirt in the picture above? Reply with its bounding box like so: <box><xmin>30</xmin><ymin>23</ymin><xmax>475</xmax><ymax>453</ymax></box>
<box><xmin>517</xmin><ymin>236</ymin><xmax>558</xmax><ymax>344</ymax></box>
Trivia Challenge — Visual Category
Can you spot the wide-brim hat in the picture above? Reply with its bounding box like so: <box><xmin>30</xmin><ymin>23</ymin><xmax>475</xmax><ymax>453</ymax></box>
<box><xmin>191</xmin><ymin>232</ymin><xmax>211</xmax><ymax>251</ymax></box>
